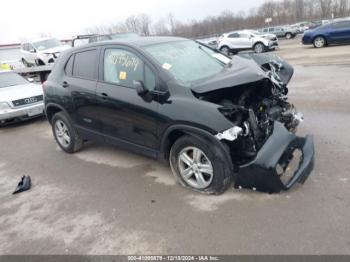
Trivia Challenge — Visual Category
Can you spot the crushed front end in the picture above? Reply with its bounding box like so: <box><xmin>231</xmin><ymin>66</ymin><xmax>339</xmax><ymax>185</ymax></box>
<box><xmin>195</xmin><ymin>53</ymin><xmax>315</xmax><ymax>193</ymax></box>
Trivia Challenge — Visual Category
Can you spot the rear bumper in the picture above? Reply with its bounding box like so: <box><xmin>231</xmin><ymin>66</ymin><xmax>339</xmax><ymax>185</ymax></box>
<box><xmin>0</xmin><ymin>102</ymin><xmax>44</xmax><ymax>122</ymax></box>
<box><xmin>235</xmin><ymin>122</ymin><xmax>315</xmax><ymax>193</ymax></box>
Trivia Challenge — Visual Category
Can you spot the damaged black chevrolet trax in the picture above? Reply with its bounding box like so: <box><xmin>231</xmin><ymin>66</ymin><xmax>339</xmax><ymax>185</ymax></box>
<box><xmin>44</xmin><ymin>37</ymin><xmax>315</xmax><ymax>194</ymax></box>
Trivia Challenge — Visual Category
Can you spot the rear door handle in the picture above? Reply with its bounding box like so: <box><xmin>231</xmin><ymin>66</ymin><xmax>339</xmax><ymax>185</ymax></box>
<box><xmin>62</xmin><ymin>81</ymin><xmax>69</xmax><ymax>88</ymax></box>
<box><xmin>100</xmin><ymin>92</ymin><xmax>109</xmax><ymax>99</ymax></box>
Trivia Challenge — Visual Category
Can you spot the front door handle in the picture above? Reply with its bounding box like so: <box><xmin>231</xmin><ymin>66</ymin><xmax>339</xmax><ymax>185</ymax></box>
<box><xmin>62</xmin><ymin>81</ymin><xmax>69</xmax><ymax>88</ymax></box>
<box><xmin>100</xmin><ymin>92</ymin><xmax>109</xmax><ymax>100</ymax></box>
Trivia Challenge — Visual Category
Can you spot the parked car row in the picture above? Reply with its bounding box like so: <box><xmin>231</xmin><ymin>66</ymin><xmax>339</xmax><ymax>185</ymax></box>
<box><xmin>258</xmin><ymin>25</ymin><xmax>298</xmax><ymax>39</ymax></box>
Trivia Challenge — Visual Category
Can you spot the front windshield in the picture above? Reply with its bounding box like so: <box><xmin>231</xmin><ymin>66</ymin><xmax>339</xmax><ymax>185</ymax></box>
<box><xmin>32</xmin><ymin>38</ymin><xmax>61</xmax><ymax>51</ymax></box>
<box><xmin>0</xmin><ymin>72</ymin><xmax>28</xmax><ymax>88</ymax></box>
<box><xmin>145</xmin><ymin>40</ymin><xmax>230</xmax><ymax>85</ymax></box>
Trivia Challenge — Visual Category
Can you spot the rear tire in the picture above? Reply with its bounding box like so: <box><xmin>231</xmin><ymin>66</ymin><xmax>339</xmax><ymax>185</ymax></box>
<box><xmin>285</xmin><ymin>33</ymin><xmax>292</xmax><ymax>39</ymax></box>
<box><xmin>170</xmin><ymin>135</ymin><xmax>233</xmax><ymax>194</ymax></box>
<box><xmin>220</xmin><ymin>46</ymin><xmax>230</xmax><ymax>56</ymax></box>
<box><xmin>52</xmin><ymin>112</ymin><xmax>83</xmax><ymax>153</ymax></box>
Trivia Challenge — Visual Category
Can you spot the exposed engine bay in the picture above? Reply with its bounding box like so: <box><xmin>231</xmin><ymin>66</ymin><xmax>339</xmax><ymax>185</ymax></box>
<box><xmin>191</xmin><ymin>53</ymin><xmax>314</xmax><ymax>193</ymax></box>
<box><xmin>197</xmin><ymin>59</ymin><xmax>303</xmax><ymax>164</ymax></box>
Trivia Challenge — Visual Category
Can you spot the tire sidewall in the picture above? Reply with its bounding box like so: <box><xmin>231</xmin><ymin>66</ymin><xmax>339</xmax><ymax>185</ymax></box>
<box><xmin>220</xmin><ymin>46</ymin><xmax>230</xmax><ymax>55</ymax></box>
<box><xmin>170</xmin><ymin>135</ymin><xmax>232</xmax><ymax>194</ymax></box>
<box><xmin>52</xmin><ymin>112</ymin><xmax>82</xmax><ymax>153</ymax></box>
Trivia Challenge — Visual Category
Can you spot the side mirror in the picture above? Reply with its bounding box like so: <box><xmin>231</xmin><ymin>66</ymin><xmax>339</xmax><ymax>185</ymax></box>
<box><xmin>29</xmin><ymin>49</ymin><xmax>36</xmax><ymax>53</ymax></box>
<box><xmin>27</xmin><ymin>77</ymin><xmax>34</xmax><ymax>83</ymax></box>
<box><xmin>134</xmin><ymin>80</ymin><xmax>148</xmax><ymax>96</ymax></box>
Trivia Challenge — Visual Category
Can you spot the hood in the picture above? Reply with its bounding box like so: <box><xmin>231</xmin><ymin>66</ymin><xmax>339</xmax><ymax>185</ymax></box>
<box><xmin>191</xmin><ymin>55</ymin><xmax>268</xmax><ymax>94</ymax></box>
<box><xmin>39</xmin><ymin>45</ymin><xmax>70</xmax><ymax>54</ymax></box>
<box><xmin>0</xmin><ymin>83</ymin><xmax>43</xmax><ymax>104</ymax></box>
<box><xmin>191</xmin><ymin>53</ymin><xmax>294</xmax><ymax>94</ymax></box>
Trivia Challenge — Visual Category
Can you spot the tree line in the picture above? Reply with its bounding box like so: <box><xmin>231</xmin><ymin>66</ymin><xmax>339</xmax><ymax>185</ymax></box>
<box><xmin>86</xmin><ymin>0</ymin><xmax>350</xmax><ymax>38</ymax></box>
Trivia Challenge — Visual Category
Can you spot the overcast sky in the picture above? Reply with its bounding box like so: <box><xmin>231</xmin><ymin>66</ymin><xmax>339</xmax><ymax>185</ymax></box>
<box><xmin>0</xmin><ymin>0</ymin><xmax>265</xmax><ymax>44</ymax></box>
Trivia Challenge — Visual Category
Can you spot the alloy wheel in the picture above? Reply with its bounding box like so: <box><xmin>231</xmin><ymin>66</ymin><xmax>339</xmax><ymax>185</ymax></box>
<box><xmin>220</xmin><ymin>47</ymin><xmax>229</xmax><ymax>56</ymax></box>
<box><xmin>255</xmin><ymin>43</ymin><xmax>264</xmax><ymax>53</ymax></box>
<box><xmin>314</xmin><ymin>37</ymin><xmax>325</xmax><ymax>48</ymax></box>
<box><xmin>178</xmin><ymin>146</ymin><xmax>214</xmax><ymax>189</ymax></box>
<box><xmin>55</xmin><ymin>120</ymin><xmax>71</xmax><ymax>147</ymax></box>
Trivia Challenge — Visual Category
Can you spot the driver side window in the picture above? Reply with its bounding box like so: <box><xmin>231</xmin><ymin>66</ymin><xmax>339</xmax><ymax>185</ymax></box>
<box><xmin>104</xmin><ymin>48</ymin><xmax>156</xmax><ymax>90</ymax></box>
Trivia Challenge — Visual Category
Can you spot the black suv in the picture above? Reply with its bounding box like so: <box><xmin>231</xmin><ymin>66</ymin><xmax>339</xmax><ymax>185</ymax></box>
<box><xmin>44</xmin><ymin>37</ymin><xmax>315</xmax><ymax>194</ymax></box>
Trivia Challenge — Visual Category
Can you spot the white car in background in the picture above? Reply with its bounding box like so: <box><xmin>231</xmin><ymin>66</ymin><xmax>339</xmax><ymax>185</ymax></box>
<box><xmin>0</xmin><ymin>71</ymin><xmax>44</xmax><ymax>125</ymax></box>
<box><xmin>218</xmin><ymin>30</ymin><xmax>279</xmax><ymax>55</ymax></box>
<box><xmin>20</xmin><ymin>38</ymin><xmax>70</xmax><ymax>67</ymax></box>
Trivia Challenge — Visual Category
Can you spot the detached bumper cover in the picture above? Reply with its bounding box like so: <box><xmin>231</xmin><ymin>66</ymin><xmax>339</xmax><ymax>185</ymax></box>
<box><xmin>235</xmin><ymin>122</ymin><xmax>315</xmax><ymax>193</ymax></box>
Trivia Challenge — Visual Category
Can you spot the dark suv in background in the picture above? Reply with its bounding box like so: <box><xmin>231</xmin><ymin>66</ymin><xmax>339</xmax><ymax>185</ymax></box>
<box><xmin>44</xmin><ymin>37</ymin><xmax>314</xmax><ymax>194</ymax></box>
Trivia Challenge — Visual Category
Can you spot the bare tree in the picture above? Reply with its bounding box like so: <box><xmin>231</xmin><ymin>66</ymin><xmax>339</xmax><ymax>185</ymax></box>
<box><xmin>125</xmin><ymin>15</ymin><xmax>141</xmax><ymax>33</ymax></box>
<box><xmin>138</xmin><ymin>14</ymin><xmax>152</xmax><ymax>36</ymax></box>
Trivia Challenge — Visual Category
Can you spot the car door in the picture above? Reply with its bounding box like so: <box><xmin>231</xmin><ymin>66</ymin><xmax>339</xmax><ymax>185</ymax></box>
<box><xmin>96</xmin><ymin>46</ymin><xmax>159</xmax><ymax>152</ymax></box>
<box><xmin>62</xmin><ymin>48</ymin><xmax>101</xmax><ymax>133</ymax></box>
<box><xmin>238</xmin><ymin>33</ymin><xmax>253</xmax><ymax>48</ymax></box>
<box><xmin>329</xmin><ymin>21</ymin><xmax>350</xmax><ymax>43</ymax></box>
<box><xmin>226</xmin><ymin>32</ymin><xmax>241</xmax><ymax>49</ymax></box>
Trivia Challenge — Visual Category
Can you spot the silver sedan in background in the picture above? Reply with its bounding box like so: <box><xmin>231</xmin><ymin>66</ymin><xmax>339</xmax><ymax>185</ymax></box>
<box><xmin>0</xmin><ymin>71</ymin><xmax>44</xmax><ymax>125</ymax></box>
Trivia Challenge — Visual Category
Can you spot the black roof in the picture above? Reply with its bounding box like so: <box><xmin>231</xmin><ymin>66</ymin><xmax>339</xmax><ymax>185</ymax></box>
<box><xmin>77</xmin><ymin>36</ymin><xmax>188</xmax><ymax>50</ymax></box>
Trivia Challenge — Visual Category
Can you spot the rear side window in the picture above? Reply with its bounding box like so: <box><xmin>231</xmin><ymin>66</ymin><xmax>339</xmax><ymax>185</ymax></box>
<box><xmin>65</xmin><ymin>55</ymin><xmax>74</xmax><ymax>76</ymax></box>
<box><xmin>72</xmin><ymin>50</ymin><xmax>97</xmax><ymax>80</ymax></box>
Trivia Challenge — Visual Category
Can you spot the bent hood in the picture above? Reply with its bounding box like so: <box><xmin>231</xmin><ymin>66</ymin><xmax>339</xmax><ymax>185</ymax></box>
<box><xmin>191</xmin><ymin>53</ymin><xmax>293</xmax><ymax>94</ymax></box>
<box><xmin>40</xmin><ymin>45</ymin><xmax>70</xmax><ymax>54</ymax></box>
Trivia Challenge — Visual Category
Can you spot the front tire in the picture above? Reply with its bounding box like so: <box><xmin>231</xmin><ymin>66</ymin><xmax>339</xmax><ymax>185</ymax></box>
<box><xmin>52</xmin><ymin>112</ymin><xmax>83</xmax><ymax>153</ymax></box>
<box><xmin>285</xmin><ymin>33</ymin><xmax>292</xmax><ymax>39</ymax></box>
<box><xmin>170</xmin><ymin>135</ymin><xmax>233</xmax><ymax>194</ymax></box>
<box><xmin>254</xmin><ymin>42</ymin><xmax>266</xmax><ymax>53</ymax></box>
<box><xmin>313</xmin><ymin>36</ymin><xmax>326</xmax><ymax>48</ymax></box>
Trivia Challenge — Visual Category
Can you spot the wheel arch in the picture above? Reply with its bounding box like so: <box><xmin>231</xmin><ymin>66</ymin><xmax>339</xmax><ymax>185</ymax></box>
<box><xmin>45</xmin><ymin>103</ymin><xmax>69</xmax><ymax>124</ymax></box>
<box><xmin>159</xmin><ymin>125</ymin><xmax>234</xmax><ymax>172</ymax></box>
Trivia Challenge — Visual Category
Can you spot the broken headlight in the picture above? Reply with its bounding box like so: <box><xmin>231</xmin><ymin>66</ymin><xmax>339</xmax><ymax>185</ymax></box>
<box><xmin>215</xmin><ymin>126</ymin><xmax>243</xmax><ymax>141</ymax></box>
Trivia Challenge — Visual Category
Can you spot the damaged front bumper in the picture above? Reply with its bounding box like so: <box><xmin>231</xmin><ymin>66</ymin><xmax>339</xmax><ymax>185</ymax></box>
<box><xmin>235</xmin><ymin>122</ymin><xmax>315</xmax><ymax>193</ymax></box>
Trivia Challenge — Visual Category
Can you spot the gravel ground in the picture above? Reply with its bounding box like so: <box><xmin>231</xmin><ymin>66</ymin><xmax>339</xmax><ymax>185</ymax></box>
<box><xmin>0</xmin><ymin>40</ymin><xmax>350</xmax><ymax>255</ymax></box>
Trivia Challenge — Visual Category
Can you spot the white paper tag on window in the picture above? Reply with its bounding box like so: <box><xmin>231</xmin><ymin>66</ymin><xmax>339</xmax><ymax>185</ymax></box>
<box><xmin>162</xmin><ymin>63</ymin><xmax>172</xmax><ymax>70</ymax></box>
